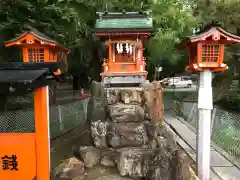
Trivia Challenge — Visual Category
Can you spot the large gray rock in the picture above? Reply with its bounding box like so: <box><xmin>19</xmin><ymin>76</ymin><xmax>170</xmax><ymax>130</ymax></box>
<box><xmin>78</xmin><ymin>146</ymin><xmax>100</xmax><ymax>168</ymax></box>
<box><xmin>54</xmin><ymin>157</ymin><xmax>85</xmax><ymax>180</ymax></box>
<box><xmin>87</xmin><ymin>81</ymin><xmax>108</xmax><ymax>122</ymax></box>
<box><xmin>105</xmin><ymin>88</ymin><xmax>143</xmax><ymax>105</ymax></box>
<box><xmin>116</xmin><ymin>147</ymin><xmax>151</xmax><ymax>178</ymax></box>
<box><xmin>142</xmin><ymin>81</ymin><xmax>164</xmax><ymax>121</ymax></box>
<box><xmin>119</xmin><ymin>88</ymin><xmax>143</xmax><ymax>104</ymax></box>
<box><xmin>108</xmin><ymin>123</ymin><xmax>148</xmax><ymax>148</ymax></box>
<box><xmin>145</xmin><ymin>124</ymin><xmax>179</xmax><ymax>180</ymax></box>
<box><xmin>91</xmin><ymin>120</ymin><xmax>109</xmax><ymax>148</ymax></box>
<box><xmin>108</xmin><ymin>103</ymin><xmax>145</xmax><ymax>123</ymax></box>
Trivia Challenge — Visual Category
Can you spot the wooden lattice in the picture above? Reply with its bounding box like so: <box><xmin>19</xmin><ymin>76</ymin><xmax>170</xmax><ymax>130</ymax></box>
<box><xmin>202</xmin><ymin>44</ymin><xmax>220</xmax><ymax>63</ymax></box>
<box><xmin>28</xmin><ymin>48</ymin><xmax>44</xmax><ymax>62</ymax></box>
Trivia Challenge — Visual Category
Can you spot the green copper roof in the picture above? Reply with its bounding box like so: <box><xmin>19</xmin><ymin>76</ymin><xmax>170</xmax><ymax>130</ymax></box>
<box><xmin>94</xmin><ymin>11</ymin><xmax>153</xmax><ymax>30</ymax></box>
<box><xmin>95</xmin><ymin>18</ymin><xmax>153</xmax><ymax>29</ymax></box>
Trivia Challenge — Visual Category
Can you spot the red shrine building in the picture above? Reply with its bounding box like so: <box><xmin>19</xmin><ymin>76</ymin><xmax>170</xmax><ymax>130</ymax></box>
<box><xmin>4</xmin><ymin>28</ymin><xmax>70</xmax><ymax>104</ymax></box>
<box><xmin>180</xmin><ymin>27</ymin><xmax>240</xmax><ymax>72</ymax></box>
<box><xmin>5</xmin><ymin>28</ymin><xmax>69</xmax><ymax>75</ymax></box>
<box><xmin>94</xmin><ymin>11</ymin><xmax>153</xmax><ymax>86</ymax></box>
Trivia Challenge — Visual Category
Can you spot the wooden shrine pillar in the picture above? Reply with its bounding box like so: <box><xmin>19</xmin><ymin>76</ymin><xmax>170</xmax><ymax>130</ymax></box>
<box><xmin>34</xmin><ymin>86</ymin><xmax>50</xmax><ymax>180</ymax></box>
<box><xmin>136</xmin><ymin>39</ymin><xmax>143</xmax><ymax>71</ymax></box>
<box><xmin>107</xmin><ymin>39</ymin><xmax>112</xmax><ymax>72</ymax></box>
<box><xmin>0</xmin><ymin>62</ymin><xmax>61</xmax><ymax>180</ymax></box>
<box><xmin>112</xmin><ymin>42</ymin><xmax>116</xmax><ymax>63</ymax></box>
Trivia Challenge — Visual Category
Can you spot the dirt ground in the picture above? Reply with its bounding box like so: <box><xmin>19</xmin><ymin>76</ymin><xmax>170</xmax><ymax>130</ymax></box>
<box><xmin>50</xmin><ymin>123</ymin><xmax>120</xmax><ymax>180</ymax></box>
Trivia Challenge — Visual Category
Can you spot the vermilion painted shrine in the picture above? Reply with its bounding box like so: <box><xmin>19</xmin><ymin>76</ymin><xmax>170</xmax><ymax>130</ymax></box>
<box><xmin>2</xmin><ymin>8</ymin><xmax>240</xmax><ymax>180</ymax></box>
<box><xmin>94</xmin><ymin>11</ymin><xmax>153</xmax><ymax>87</ymax></box>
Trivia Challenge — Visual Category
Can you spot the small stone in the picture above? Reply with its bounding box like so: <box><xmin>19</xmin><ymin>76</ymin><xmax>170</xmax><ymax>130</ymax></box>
<box><xmin>54</xmin><ymin>157</ymin><xmax>84</xmax><ymax>180</ymax></box>
<box><xmin>144</xmin><ymin>121</ymin><xmax>163</xmax><ymax>140</ymax></box>
<box><xmin>119</xmin><ymin>88</ymin><xmax>143</xmax><ymax>104</ymax></box>
<box><xmin>78</xmin><ymin>146</ymin><xmax>100</xmax><ymax>168</ymax></box>
<box><xmin>148</xmin><ymin>139</ymin><xmax>158</xmax><ymax>151</ymax></box>
<box><xmin>100</xmin><ymin>148</ymin><xmax>117</xmax><ymax>167</ymax></box>
<box><xmin>93</xmin><ymin>174</ymin><xmax>133</xmax><ymax>180</ymax></box>
<box><xmin>105</xmin><ymin>88</ymin><xmax>121</xmax><ymax>105</ymax></box>
<box><xmin>147</xmin><ymin>149</ymin><xmax>172</xmax><ymax>180</ymax></box>
<box><xmin>51</xmin><ymin>148</ymin><xmax>56</xmax><ymax>152</ymax></box>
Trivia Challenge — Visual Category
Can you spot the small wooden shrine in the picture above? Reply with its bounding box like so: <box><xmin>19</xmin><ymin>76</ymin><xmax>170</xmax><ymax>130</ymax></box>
<box><xmin>4</xmin><ymin>28</ymin><xmax>70</xmax><ymax>104</ymax></box>
<box><xmin>178</xmin><ymin>26</ymin><xmax>240</xmax><ymax>180</ymax></box>
<box><xmin>178</xmin><ymin>26</ymin><xmax>240</xmax><ymax>72</ymax></box>
<box><xmin>4</xmin><ymin>29</ymin><xmax>70</xmax><ymax>74</ymax></box>
<box><xmin>94</xmin><ymin>10</ymin><xmax>153</xmax><ymax>86</ymax></box>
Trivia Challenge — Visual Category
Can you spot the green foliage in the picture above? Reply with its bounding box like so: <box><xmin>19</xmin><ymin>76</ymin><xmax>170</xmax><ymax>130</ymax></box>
<box><xmin>0</xmin><ymin>0</ymin><xmax>240</xmax><ymax>82</ymax></box>
<box><xmin>104</xmin><ymin>0</ymin><xmax>150</xmax><ymax>11</ymax></box>
<box><xmin>147</xmin><ymin>0</ymin><xmax>198</xmax><ymax>65</ymax></box>
<box><xmin>217</xmin><ymin>90</ymin><xmax>240</xmax><ymax>111</ymax></box>
<box><xmin>194</xmin><ymin>0</ymin><xmax>240</xmax><ymax>105</ymax></box>
<box><xmin>0</xmin><ymin>0</ymin><xmax>101</xmax><ymax>73</ymax></box>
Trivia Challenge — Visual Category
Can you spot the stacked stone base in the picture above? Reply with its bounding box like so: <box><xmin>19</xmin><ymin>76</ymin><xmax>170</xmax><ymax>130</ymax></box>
<box><xmin>54</xmin><ymin>82</ymin><xmax>196</xmax><ymax>180</ymax></box>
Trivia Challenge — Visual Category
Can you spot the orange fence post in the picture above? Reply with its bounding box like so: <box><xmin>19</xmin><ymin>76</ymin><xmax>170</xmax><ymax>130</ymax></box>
<box><xmin>0</xmin><ymin>81</ymin><xmax>51</xmax><ymax>180</ymax></box>
<box><xmin>34</xmin><ymin>86</ymin><xmax>50</xmax><ymax>180</ymax></box>
<box><xmin>0</xmin><ymin>134</ymin><xmax>37</xmax><ymax>179</ymax></box>
<box><xmin>2</xmin><ymin>29</ymin><xmax>68</xmax><ymax>179</ymax></box>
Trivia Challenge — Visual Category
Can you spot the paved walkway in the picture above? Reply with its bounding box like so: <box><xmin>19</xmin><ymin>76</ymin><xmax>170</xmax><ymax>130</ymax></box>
<box><xmin>164</xmin><ymin>113</ymin><xmax>240</xmax><ymax>180</ymax></box>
